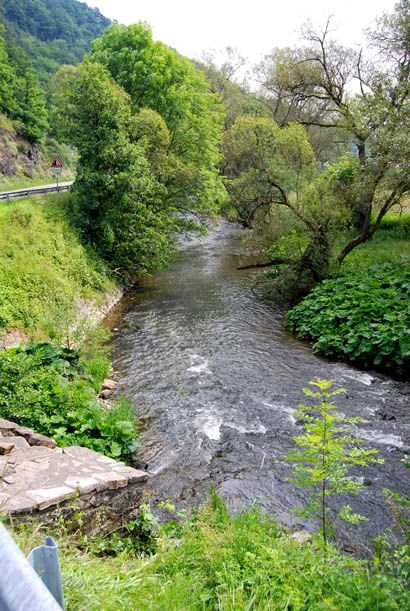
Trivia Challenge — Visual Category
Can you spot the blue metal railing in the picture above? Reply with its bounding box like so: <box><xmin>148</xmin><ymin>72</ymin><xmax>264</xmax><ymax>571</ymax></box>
<box><xmin>0</xmin><ymin>523</ymin><xmax>64</xmax><ymax>610</ymax></box>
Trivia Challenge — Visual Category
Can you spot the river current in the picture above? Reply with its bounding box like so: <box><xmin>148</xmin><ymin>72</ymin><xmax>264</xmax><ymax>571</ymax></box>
<box><xmin>107</xmin><ymin>220</ymin><xmax>410</xmax><ymax>551</ymax></box>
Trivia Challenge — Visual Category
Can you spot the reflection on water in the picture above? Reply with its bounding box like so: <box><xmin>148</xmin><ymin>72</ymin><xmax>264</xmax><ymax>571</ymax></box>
<box><xmin>108</xmin><ymin>220</ymin><xmax>410</xmax><ymax>550</ymax></box>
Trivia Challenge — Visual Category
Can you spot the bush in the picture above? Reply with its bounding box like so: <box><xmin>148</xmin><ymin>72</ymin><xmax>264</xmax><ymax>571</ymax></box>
<box><xmin>0</xmin><ymin>342</ymin><xmax>139</xmax><ymax>462</ymax></box>
<box><xmin>285</xmin><ymin>264</ymin><xmax>410</xmax><ymax>375</ymax></box>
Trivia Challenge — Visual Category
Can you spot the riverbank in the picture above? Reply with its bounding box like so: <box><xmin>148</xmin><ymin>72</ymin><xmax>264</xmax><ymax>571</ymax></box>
<box><xmin>0</xmin><ymin>193</ymin><xmax>118</xmax><ymax>343</ymax></box>
<box><xmin>105</xmin><ymin>221</ymin><xmax>410</xmax><ymax>555</ymax></box>
<box><xmin>0</xmin><ymin>192</ymin><xmax>140</xmax><ymax>464</ymax></box>
<box><xmin>12</xmin><ymin>495</ymin><xmax>409</xmax><ymax>610</ymax></box>
<box><xmin>1</xmin><ymin>217</ymin><xmax>409</xmax><ymax>607</ymax></box>
<box><xmin>268</xmin><ymin>211</ymin><xmax>410</xmax><ymax>378</ymax></box>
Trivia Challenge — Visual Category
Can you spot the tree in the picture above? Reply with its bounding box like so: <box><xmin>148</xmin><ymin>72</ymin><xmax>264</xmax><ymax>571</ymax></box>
<box><xmin>254</xmin><ymin>1</ymin><xmax>410</xmax><ymax>265</ymax></box>
<box><xmin>0</xmin><ymin>26</ymin><xmax>18</xmax><ymax>116</ymax></box>
<box><xmin>53</xmin><ymin>63</ymin><xmax>175</xmax><ymax>278</ymax></box>
<box><xmin>14</xmin><ymin>67</ymin><xmax>48</xmax><ymax>141</ymax></box>
<box><xmin>90</xmin><ymin>23</ymin><xmax>226</xmax><ymax>219</ymax></box>
<box><xmin>223</xmin><ymin>116</ymin><xmax>351</xmax><ymax>297</ymax></box>
<box><xmin>286</xmin><ymin>380</ymin><xmax>382</xmax><ymax>550</ymax></box>
<box><xmin>198</xmin><ymin>47</ymin><xmax>266</xmax><ymax>128</ymax></box>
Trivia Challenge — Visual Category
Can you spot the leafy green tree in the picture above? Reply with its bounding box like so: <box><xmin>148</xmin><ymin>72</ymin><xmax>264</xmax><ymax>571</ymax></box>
<box><xmin>286</xmin><ymin>379</ymin><xmax>382</xmax><ymax>549</ymax></box>
<box><xmin>255</xmin><ymin>1</ymin><xmax>410</xmax><ymax>262</ymax></box>
<box><xmin>90</xmin><ymin>23</ymin><xmax>226</xmax><ymax>219</ymax></box>
<box><xmin>0</xmin><ymin>26</ymin><xmax>18</xmax><ymax>116</ymax></box>
<box><xmin>53</xmin><ymin>62</ymin><xmax>175</xmax><ymax>278</ymax></box>
<box><xmin>223</xmin><ymin>116</ymin><xmax>350</xmax><ymax>297</ymax></box>
<box><xmin>14</xmin><ymin>67</ymin><xmax>48</xmax><ymax>141</ymax></box>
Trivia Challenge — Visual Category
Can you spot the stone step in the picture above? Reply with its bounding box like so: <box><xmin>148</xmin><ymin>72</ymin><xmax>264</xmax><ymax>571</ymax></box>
<box><xmin>0</xmin><ymin>434</ymin><xmax>149</xmax><ymax>515</ymax></box>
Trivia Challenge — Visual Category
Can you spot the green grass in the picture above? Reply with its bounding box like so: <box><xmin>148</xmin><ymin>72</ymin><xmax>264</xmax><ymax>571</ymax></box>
<box><xmin>340</xmin><ymin>215</ymin><xmax>410</xmax><ymax>273</ymax></box>
<box><xmin>10</xmin><ymin>496</ymin><xmax>409</xmax><ymax>610</ymax></box>
<box><xmin>0</xmin><ymin>193</ymin><xmax>116</xmax><ymax>341</ymax></box>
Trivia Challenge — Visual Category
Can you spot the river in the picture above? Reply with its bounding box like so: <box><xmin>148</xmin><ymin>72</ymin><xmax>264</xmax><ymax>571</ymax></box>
<box><xmin>107</xmin><ymin>220</ymin><xmax>410</xmax><ymax>552</ymax></box>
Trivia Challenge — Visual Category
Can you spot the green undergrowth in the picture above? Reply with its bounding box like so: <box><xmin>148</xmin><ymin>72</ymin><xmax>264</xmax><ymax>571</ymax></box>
<box><xmin>285</xmin><ymin>214</ymin><xmax>410</xmax><ymax>375</ymax></box>
<box><xmin>286</xmin><ymin>263</ymin><xmax>410</xmax><ymax>375</ymax></box>
<box><xmin>11</xmin><ymin>494</ymin><xmax>409</xmax><ymax>610</ymax></box>
<box><xmin>340</xmin><ymin>214</ymin><xmax>410</xmax><ymax>274</ymax></box>
<box><xmin>0</xmin><ymin>340</ymin><xmax>140</xmax><ymax>462</ymax></box>
<box><xmin>0</xmin><ymin>193</ymin><xmax>115</xmax><ymax>340</ymax></box>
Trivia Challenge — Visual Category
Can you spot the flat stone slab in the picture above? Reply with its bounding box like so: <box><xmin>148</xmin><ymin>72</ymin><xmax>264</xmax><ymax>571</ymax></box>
<box><xmin>0</xmin><ymin>421</ymin><xmax>149</xmax><ymax>514</ymax></box>
<box><xmin>0</xmin><ymin>418</ymin><xmax>56</xmax><ymax>448</ymax></box>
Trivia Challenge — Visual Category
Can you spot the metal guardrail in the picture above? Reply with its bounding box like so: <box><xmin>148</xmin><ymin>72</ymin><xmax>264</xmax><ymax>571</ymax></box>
<box><xmin>0</xmin><ymin>523</ymin><xmax>64</xmax><ymax>610</ymax></box>
<box><xmin>0</xmin><ymin>183</ymin><xmax>73</xmax><ymax>201</ymax></box>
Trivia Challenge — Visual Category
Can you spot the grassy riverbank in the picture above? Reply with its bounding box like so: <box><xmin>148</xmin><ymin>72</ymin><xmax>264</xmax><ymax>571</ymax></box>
<box><xmin>0</xmin><ymin>193</ymin><xmax>115</xmax><ymax>341</ymax></box>
<box><xmin>10</xmin><ymin>494</ymin><xmax>409</xmax><ymax>610</ymax></box>
<box><xmin>0</xmin><ymin>193</ymin><xmax>139</xmax><ymax>461</ymax></box>
<box><xmin>286</xmin><ymin>213</ymin><xmax>410</xmax><ymax>377</ymax></box>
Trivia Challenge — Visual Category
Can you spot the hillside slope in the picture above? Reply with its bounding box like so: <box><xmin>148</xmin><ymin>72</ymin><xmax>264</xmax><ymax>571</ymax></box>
<box><xmin>0</xmin><ymin>0</ymin><xmax>112</xmax><ymax>82</ymax></box>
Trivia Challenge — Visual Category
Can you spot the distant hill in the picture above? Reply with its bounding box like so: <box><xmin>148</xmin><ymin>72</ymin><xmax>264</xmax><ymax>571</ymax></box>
<box><xmin>0</xmin><ymin>0</ymin><xmax>112</xmax><ymax>83</ymax></box>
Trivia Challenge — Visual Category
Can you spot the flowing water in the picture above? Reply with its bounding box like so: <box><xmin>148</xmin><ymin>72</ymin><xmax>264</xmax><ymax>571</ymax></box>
<box><xmin>107</xmin><ymin>220</ymin><xmax>410</xmax><ymax>551</ymax></box>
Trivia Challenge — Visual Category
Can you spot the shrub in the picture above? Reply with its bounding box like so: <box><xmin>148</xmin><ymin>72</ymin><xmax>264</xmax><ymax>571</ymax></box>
<box><xmin>286</xmin><ymin>264</ymin><xmax>410</xmax><ymax>375</ymax></box>
<box><xmin>286</xmin><ymin>380</ymin><xmax>382</xmax><ymax>549</ymax></box>
<box><xmin>0</xmin><ymin>342</ymin><xmax>139</xmax><ymax>462</ymax></box>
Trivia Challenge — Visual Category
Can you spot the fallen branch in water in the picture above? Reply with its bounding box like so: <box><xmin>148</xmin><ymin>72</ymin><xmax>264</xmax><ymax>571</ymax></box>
<box><xmin>237</xmin><ymin>257</ymin><xmax>295</xmax><ymax>270</ymax></box>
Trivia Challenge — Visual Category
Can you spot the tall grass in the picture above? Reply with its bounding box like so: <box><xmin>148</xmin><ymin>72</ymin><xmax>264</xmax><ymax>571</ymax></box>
<box><xmin>340</xmin><ymin>213</ymin><xmax>410</xmax><ymax>273</ymax></box>
<box><xmin>12</xmin><ymin>495</ymin><xmax>408</xmax><ymax>610</ymax></box>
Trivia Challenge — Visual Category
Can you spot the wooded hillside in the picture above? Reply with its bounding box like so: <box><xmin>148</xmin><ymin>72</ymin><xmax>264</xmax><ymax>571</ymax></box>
<box><xmin>0</xmin><ymin>0</ymin><xmax>112</xmax><ymax>82</ymax></box>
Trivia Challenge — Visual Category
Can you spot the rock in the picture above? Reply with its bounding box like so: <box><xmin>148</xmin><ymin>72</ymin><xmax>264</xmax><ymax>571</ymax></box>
<box><xmin>99</xmin><ymin>389</ymin><xmax>113</xmax><ymax>400</ymax></box>
<box><xmin>26</xmin><ymin>433</ymin><xmax>57</xmax><ymax>449</ymax></box>
<box><xmin>111</xmin><ymin>465</ymin><xmax>149</xmax><ymax>484</ymax></box>
<box><xmin>2</xmin><ymin>475</ymin><xmax>16</xmax><ymax>484</ymax></box>
<box><xmin>93</xmin><ymin>471</ymin><xmax>128</xmax><ymax>490</ymax></box>
<box><xmin>0</xmin><ymin>436</ymin><xmax>29</xmax><ymax>449</ymax></box>
<box><xmin>0</xmin><ymin>330</ymin><xmax>29</xmax><ymax>349</ymax></box>
<box><xmin>102</xmin><ymin>378</ymin><xmax>117</xmax><ymax>391</ymax></box>
<box><xmin>0</xmin><ymin>442</ymin><xmax>14</xmax><ymax>455</ymax></box>
<box><xmin>0</xmin><ymin>418</ymin><xmax>18</xmax><ymax>436</ymax></box>
<box><xmin>26</xmin><ymin>485</ymin><xmax>75</xmax><ymax>511</ymax></box>
<box><xmin>291</xmin><ymin>530</ymin><xmax>312</xmax><ymax>544</ymax></box>
<box><xmin>65</xmin><ymin>475</ymin><xmax>99</xmax><ymax>495</ymax></box>
<box><xmin>13</xmin><ymin>426</ymin><xmax>35</xmax><ymax>441</ymax></box>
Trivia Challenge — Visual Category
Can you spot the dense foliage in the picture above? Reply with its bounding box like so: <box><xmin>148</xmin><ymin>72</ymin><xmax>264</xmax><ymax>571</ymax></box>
<box><xmin>0</xmin><ymin>0</ymin><xmax>111</xmax><ymax>82</ymax></box>
<box><xmin>89</xmin><ymin>23</ymin><xmax>226</xmax><ymax>216</ymax></box>
<box><xmin>0</xmin><ymin>27</ymin><xmax>48</xmax><ymax>141</ymax></box>
<box><xmin>54</xmin><ymin>24</ymin><xmax>226</xmax><ymax>278</ymax></box>
<box><xmin>53</xmin><ymin>63</ymin><xmax>176</xmax><ymax>278</ymax></box>
<box><xmin>286</xmin><ymin>264</ymin><xmax>410</xmax><ymax>375</ymax></box>
<box><xmin>0</xmin><ymin>342</ymin><xmax>139</xmax><ymax>462</ymax></box>
<box><xmin>13</xmin><ymin>493</ymin><xmax>409</xmax><ymax>609</ymax></box>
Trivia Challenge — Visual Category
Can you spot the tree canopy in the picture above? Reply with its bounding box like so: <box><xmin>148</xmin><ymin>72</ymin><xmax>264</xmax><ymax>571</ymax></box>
<box><xmin>227</xmin><ymin>1</ymin><xmax>410</xmax><ymax>298</ymax></box>
<box><xmin>89</xmin><ymin>23</ymin><xmax>226</xmax><ymax>215</ymax></box>
<box><xmin>0</xmin><ymin>0</ymin><xmax>111</xmax><ymax>83</ymax></box>
<box><xmin>0</xmin><ymin>26</ymin><xmax>48</xmax><ymax>141</ymax></box>
<box><xmin>54</xmin><ymin>23</ymin><xmax>227</xmax><ymax>277</ymax></box>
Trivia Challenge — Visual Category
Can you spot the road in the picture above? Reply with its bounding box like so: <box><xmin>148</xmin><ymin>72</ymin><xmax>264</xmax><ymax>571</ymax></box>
<box><xmin>0</xmin><ymin>181</ymin><xmax>73</xmax><ymax>200</ymax></box>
